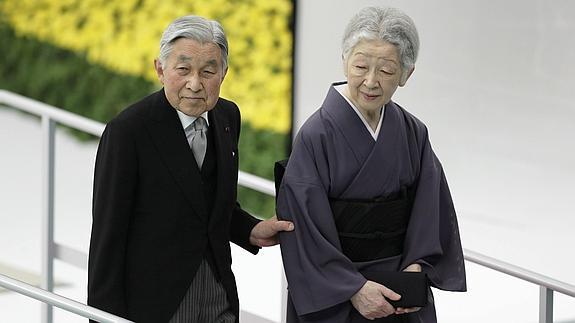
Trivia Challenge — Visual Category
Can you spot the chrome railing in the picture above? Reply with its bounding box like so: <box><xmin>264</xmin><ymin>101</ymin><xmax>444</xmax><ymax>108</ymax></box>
<box><xmin>464</xmin><ymin>249</ymin><xmax>575</xmax><ymax>322</ymax></box>
<box><xmin>1</xmin><ymin>89</ymin><xmax>574</xmax><ymax>323</ymax></box>
<box><xmin>0</xmin><ymin>89</ymin><xmax>281</xmax><ymax>323</ymax></box>
<box><xmin>0</xmin><ymin>273</ymin><xmax>133</xmax><ymax>322</ymax></box>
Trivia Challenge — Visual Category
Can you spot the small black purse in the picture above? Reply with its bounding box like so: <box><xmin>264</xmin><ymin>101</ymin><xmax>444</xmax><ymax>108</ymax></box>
<box><xmin>362</xmin><ymin>270</ymin><xmax>428</xmax><ymax>308</ymax></box>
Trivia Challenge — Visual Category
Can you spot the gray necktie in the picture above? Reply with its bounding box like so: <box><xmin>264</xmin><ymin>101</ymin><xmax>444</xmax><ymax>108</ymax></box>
<box><xmin>186</xmin><ymin>117</ymin><xmax>207</xmax><ymax>168</ymax></box>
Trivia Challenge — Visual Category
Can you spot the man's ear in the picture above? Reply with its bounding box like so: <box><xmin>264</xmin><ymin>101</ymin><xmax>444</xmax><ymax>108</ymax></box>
<box><xmin>221</xmin><ymin>66</ymin><xmax>228</xmax><ymax>82</ymax></box>
<box><xmin>399</xmin><ymin>66</ymin><xmax>415</xmax><ymax>87</ymax></box>
<box><xmin>154</xmin><ymin>59</ymin><xmax>165</xmax><ymax>84</ymax></box>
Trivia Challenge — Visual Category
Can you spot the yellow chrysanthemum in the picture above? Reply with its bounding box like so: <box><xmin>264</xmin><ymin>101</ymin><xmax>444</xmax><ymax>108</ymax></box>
<box><xmin>0</xmin><ymin>0</ymin><xmax>293</xmax><ymax>133</ymax></box>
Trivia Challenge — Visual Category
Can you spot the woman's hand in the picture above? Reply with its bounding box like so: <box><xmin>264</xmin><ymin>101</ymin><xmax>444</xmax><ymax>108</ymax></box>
<box><xmin>351</xmin><ymin>280</ymin><xmax>400</xmax><ymax>320</ymax></box>
<box><xmin>395</xmin><ymin>263</ymin><xmax>423</xmax><ymax>315</ymax></box>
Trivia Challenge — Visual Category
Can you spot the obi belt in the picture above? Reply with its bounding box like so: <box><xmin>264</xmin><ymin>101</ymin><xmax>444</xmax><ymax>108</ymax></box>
<box><xmin>329</xmin><ymin>186</ymin><xmax>415</xmax><ymax>263</ymax></box>
<box><xmin>274</xmin><ymin>158</ymin><xmax>415</xmax><ymax>263</ymax></box>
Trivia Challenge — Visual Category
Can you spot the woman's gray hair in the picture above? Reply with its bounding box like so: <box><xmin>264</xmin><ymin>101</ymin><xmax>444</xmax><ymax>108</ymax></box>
<box><xmin>158</xmin><ymin>15</ymin><xmax>229</xmax><ymax>71</ymax></box>
<box><xmin>342</xmin><ymin>7</ymin><xmax>419</xmax><ymax>84</ymax></box>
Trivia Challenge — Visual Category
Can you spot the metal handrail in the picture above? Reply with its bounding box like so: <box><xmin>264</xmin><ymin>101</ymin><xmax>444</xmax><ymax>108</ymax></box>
<box><xmin>464</xmin><ymin>248</ymin><xmax>575</xmax><ymax>323</ymax></box>
<box><xmin>0</xmin><ymin>90</ymin><xmax>274</xmax><ymax>194</ymax></box>
<box><xmin>0</xmin><ymin>89</ymin><xmax>284</xmax><ymax>323</ymax></box>
<box><xmin>0</xmin><ymin>90</ymin><xmax>104</xmax><ymax>136</ymax></box>
<box><xmin>0</xmin><ymin>273</ymin><xmax>133</xmax><ymax>323</ymax></box>
<box><xmin>1</xmin><ymin>89</ymin><xmax>574</xmax><ymax>323</ymax></box>
<box><xmin>464</xmin><ymin>249</ymin><xmax>575</xmax><ymax>298</ymax></box>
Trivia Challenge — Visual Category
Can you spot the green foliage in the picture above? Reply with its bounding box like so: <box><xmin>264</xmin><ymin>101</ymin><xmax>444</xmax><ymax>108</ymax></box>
<box><xmin>238</xmin><ymin>122</ymin><xmax>290</xmax><ymax>218</ymax></box>
<box><xmin>0</xmin><ymin>24</ymin><xmax>157</xmax><ymax>128</ymax></box>
<box><xmin>0</xmin><ymin>23</ymin><xmax>288</xmax><ymax>218</ymax></box>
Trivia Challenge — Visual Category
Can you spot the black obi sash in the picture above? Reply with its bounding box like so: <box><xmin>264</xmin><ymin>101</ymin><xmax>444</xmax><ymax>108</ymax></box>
<box><xmin>329</xmin><ymin>186</ymin><xmax>415</xmax><ymax>262</ymax></box>
<box><xmin>274</xmin><ymin>159</ymin><xmax>415</xmax><ymax>263</ymax></box>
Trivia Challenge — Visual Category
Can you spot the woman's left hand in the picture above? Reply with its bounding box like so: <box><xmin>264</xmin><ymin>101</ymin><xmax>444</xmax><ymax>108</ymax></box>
<box><xmin>395</xmin><ymin>263</ymin><xmax>422</xmax><ymax>315</ymax></box>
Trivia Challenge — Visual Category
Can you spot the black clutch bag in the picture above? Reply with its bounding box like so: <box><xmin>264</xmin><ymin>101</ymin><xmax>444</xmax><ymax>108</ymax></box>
<box><xmin>362</xmin><ymin>271</ymin><xmax>428</xmax><ymax>308</ymax></box>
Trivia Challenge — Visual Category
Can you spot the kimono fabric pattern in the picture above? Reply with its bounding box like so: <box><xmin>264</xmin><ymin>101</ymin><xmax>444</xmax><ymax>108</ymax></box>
<box><xmin>277</xmin><ymin>83</ymin><xmax>466</xmax><ymax>323</ymax></box>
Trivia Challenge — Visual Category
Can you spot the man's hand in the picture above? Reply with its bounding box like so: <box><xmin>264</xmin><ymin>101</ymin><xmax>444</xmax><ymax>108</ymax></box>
<box><xmin>395</xmin><ymin>263</ymin><xmax>422</xmax><ymax>315</ymax></box>
<box><xmin>350</xmin><ymin>281</ymin><xmax>400</xmax><ymax>320</ymax></box>
<box><xmin>249</xmin><ymin>215</ymin><xmax>294</xmax><ymax>247</ymax></box>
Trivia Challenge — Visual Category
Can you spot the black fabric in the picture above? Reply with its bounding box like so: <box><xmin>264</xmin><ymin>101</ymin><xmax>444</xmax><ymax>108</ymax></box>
<box><xmin>274</xmin><ymin>159</ymin><xmax>289</xmax><ymax>204</ymax></box>
<box><xmin>201</xmin><ymin>118</ymin><xmax>218</xmax><ymax>216</ymax></box>
<box><xmin>329</xmin><ymin>186</ymin><xmax>415</xmax><ymax>262</ymax></box>
<box><xmin>347</xmin><ymin>271</ymin><xmax>427</xmax><ymax>322</ymax></box>
<box><xmin>88</xmin><ymin>90</ymin><xmax>260</xmax><ymax>323</ymax></box>
<box><xmin>362</xmin><ymin>271</ymin><xmax>428</xmax><ymax>307</ymax></box>
<box><xmin>200</xmin><ymin>123</ymin><xmax>221</xmax><ymax>279</ymax></box>
<box><xmin>329</xmin><ymin>187</ymin><xmax>429</xmax><ymax>311</ymax></box>
<box><xmin>275</xmin><ymin>159</ymin><xmax>413</xmax><ymax>262</ymax></box>
<box><xmin>274</xmin><ymin>159</ymin><xmax>414</xmax><ymax>261</ymax></box>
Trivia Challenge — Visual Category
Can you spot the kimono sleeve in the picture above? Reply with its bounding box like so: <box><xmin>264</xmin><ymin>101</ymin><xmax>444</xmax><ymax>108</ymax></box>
<box><xmin>277</xmin><ymin>128</ymin><xmax>366</xmax><ymax>316</ymax></box>
<box><xmin>400</xmin><ymin>128</ymin><xmax>467</xmax><ymax>292</ymax></box>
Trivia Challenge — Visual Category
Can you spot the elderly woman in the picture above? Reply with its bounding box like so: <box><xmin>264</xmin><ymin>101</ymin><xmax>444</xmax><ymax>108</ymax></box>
<box><xmin>276</xmin><ymin>6</ymin><xmax>466</xmax><ymax>323</ymax></box>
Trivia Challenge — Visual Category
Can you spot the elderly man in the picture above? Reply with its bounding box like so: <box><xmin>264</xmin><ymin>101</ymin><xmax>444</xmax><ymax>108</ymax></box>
<box><xmin>88</xmin><ymin>15</ymin><xmax>293</xmax><ymax>323</ymax></box>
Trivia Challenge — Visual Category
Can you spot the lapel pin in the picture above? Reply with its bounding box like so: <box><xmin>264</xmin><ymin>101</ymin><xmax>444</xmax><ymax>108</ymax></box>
<box><xmin>225</xmin><ymin>126</ymin><xmax>230</xmax><ymax>132</ymax></box>
<box><xmin>232</xmin><ymin>151</ymin><xmax>235</xmax><ymax>157</ymax></box>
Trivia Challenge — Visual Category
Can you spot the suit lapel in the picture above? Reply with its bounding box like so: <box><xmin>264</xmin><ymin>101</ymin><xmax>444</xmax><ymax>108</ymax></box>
<box><xmin>144</xmin><ymin>90</ymin><xmax>208</xmax><ymax>221</ymax></box>
<box><xmin>209</xmin><ymin>103</ymin><xmax>235</xmax><ymax>222</ymax></box>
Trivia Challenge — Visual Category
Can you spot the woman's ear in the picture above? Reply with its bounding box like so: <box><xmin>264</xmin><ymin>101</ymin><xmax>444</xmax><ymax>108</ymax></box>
<box><xmin>399</xmin><ymin>66</ymin><xmax>415</xmax><ymax>87</ymax></box>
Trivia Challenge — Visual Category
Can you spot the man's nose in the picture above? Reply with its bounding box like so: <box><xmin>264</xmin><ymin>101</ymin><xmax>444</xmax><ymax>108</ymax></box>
<box><xmin>186</xmin><ymin>74</ymin><xmax>202</xmax><ymax>91</ymax></box>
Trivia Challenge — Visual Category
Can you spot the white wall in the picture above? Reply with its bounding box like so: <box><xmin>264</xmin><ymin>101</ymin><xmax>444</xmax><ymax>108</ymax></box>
<box><xmin>2</xmin><ymin>2</ymin><xmax>574</xmax><ymax>321</ymax></box>
<box><xmin>294</xmin><ymin>0</ymin><xmax>575</xmax><ymax>317</ymax></box>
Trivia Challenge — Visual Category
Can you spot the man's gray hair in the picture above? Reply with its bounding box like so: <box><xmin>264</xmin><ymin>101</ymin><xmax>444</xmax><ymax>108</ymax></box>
<box><xmin>342</xmin><ymin>7</ymin><xmax>419</xmax><ymax>84</ymax></box>
<box><xmin>158</xmin><ymin>15</ymin><xmax>229</xmax><ymax>71</ymax></box>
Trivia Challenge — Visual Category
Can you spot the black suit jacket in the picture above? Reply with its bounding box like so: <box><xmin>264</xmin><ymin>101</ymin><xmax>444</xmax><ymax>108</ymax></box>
<box><xmin>88</xmin><ymin>89</ymin><xmax>260</xmax><ymax>323</ymax></box>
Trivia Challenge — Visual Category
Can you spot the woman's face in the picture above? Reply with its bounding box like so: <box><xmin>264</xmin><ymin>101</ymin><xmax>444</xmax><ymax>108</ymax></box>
<box><xmin>344</xmin><ymin>39</ymin><xmax>411</xmax><ymax>114</ymax></box>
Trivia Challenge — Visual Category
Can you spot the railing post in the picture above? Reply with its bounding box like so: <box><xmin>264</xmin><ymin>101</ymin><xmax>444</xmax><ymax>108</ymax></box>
<box><xmin>539</xmin><ymin>286</ymin><xmax>553</xmax><ymax>323</ymax></box>
<box><xmin>280</xmin><ymin>269</ymin><xmax>288</xmax><ymax>322</ymax></box>
<box><xmin>41</xmin><ymin>116</ymin><xmax>56</xmax><ymax>323</ymax></box>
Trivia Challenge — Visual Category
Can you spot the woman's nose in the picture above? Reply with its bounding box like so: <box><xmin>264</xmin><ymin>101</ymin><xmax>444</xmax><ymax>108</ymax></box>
<box><xmin>363</xmin><ymin>70</ymin><xmax>379</xmax><ymax>88</ymax></box>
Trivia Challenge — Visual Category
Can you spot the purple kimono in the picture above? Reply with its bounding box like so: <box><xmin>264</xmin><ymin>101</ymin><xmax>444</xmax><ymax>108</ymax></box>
<box><xmin>277</xmin><ymin>83</ymin><xmax>466</xmax><ymax>323</ymax></box>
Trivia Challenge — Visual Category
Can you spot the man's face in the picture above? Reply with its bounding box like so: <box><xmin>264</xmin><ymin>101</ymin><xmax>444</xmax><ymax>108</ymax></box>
<box><xmin>344</xmin><ymin>39</ymin><xmax>410</xmax><ymax>114</ymax></box>
<box><xmin>155</xmin><ymin>38</ymin><xmax>227</xmax><ymax>116</ymax></box>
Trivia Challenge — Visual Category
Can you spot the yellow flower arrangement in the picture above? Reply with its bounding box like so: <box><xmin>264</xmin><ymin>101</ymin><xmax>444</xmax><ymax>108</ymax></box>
<box><xmin>0</xmin><ymin>0</ymin><xmax>293</xmax><ymax>133</ymax></box>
